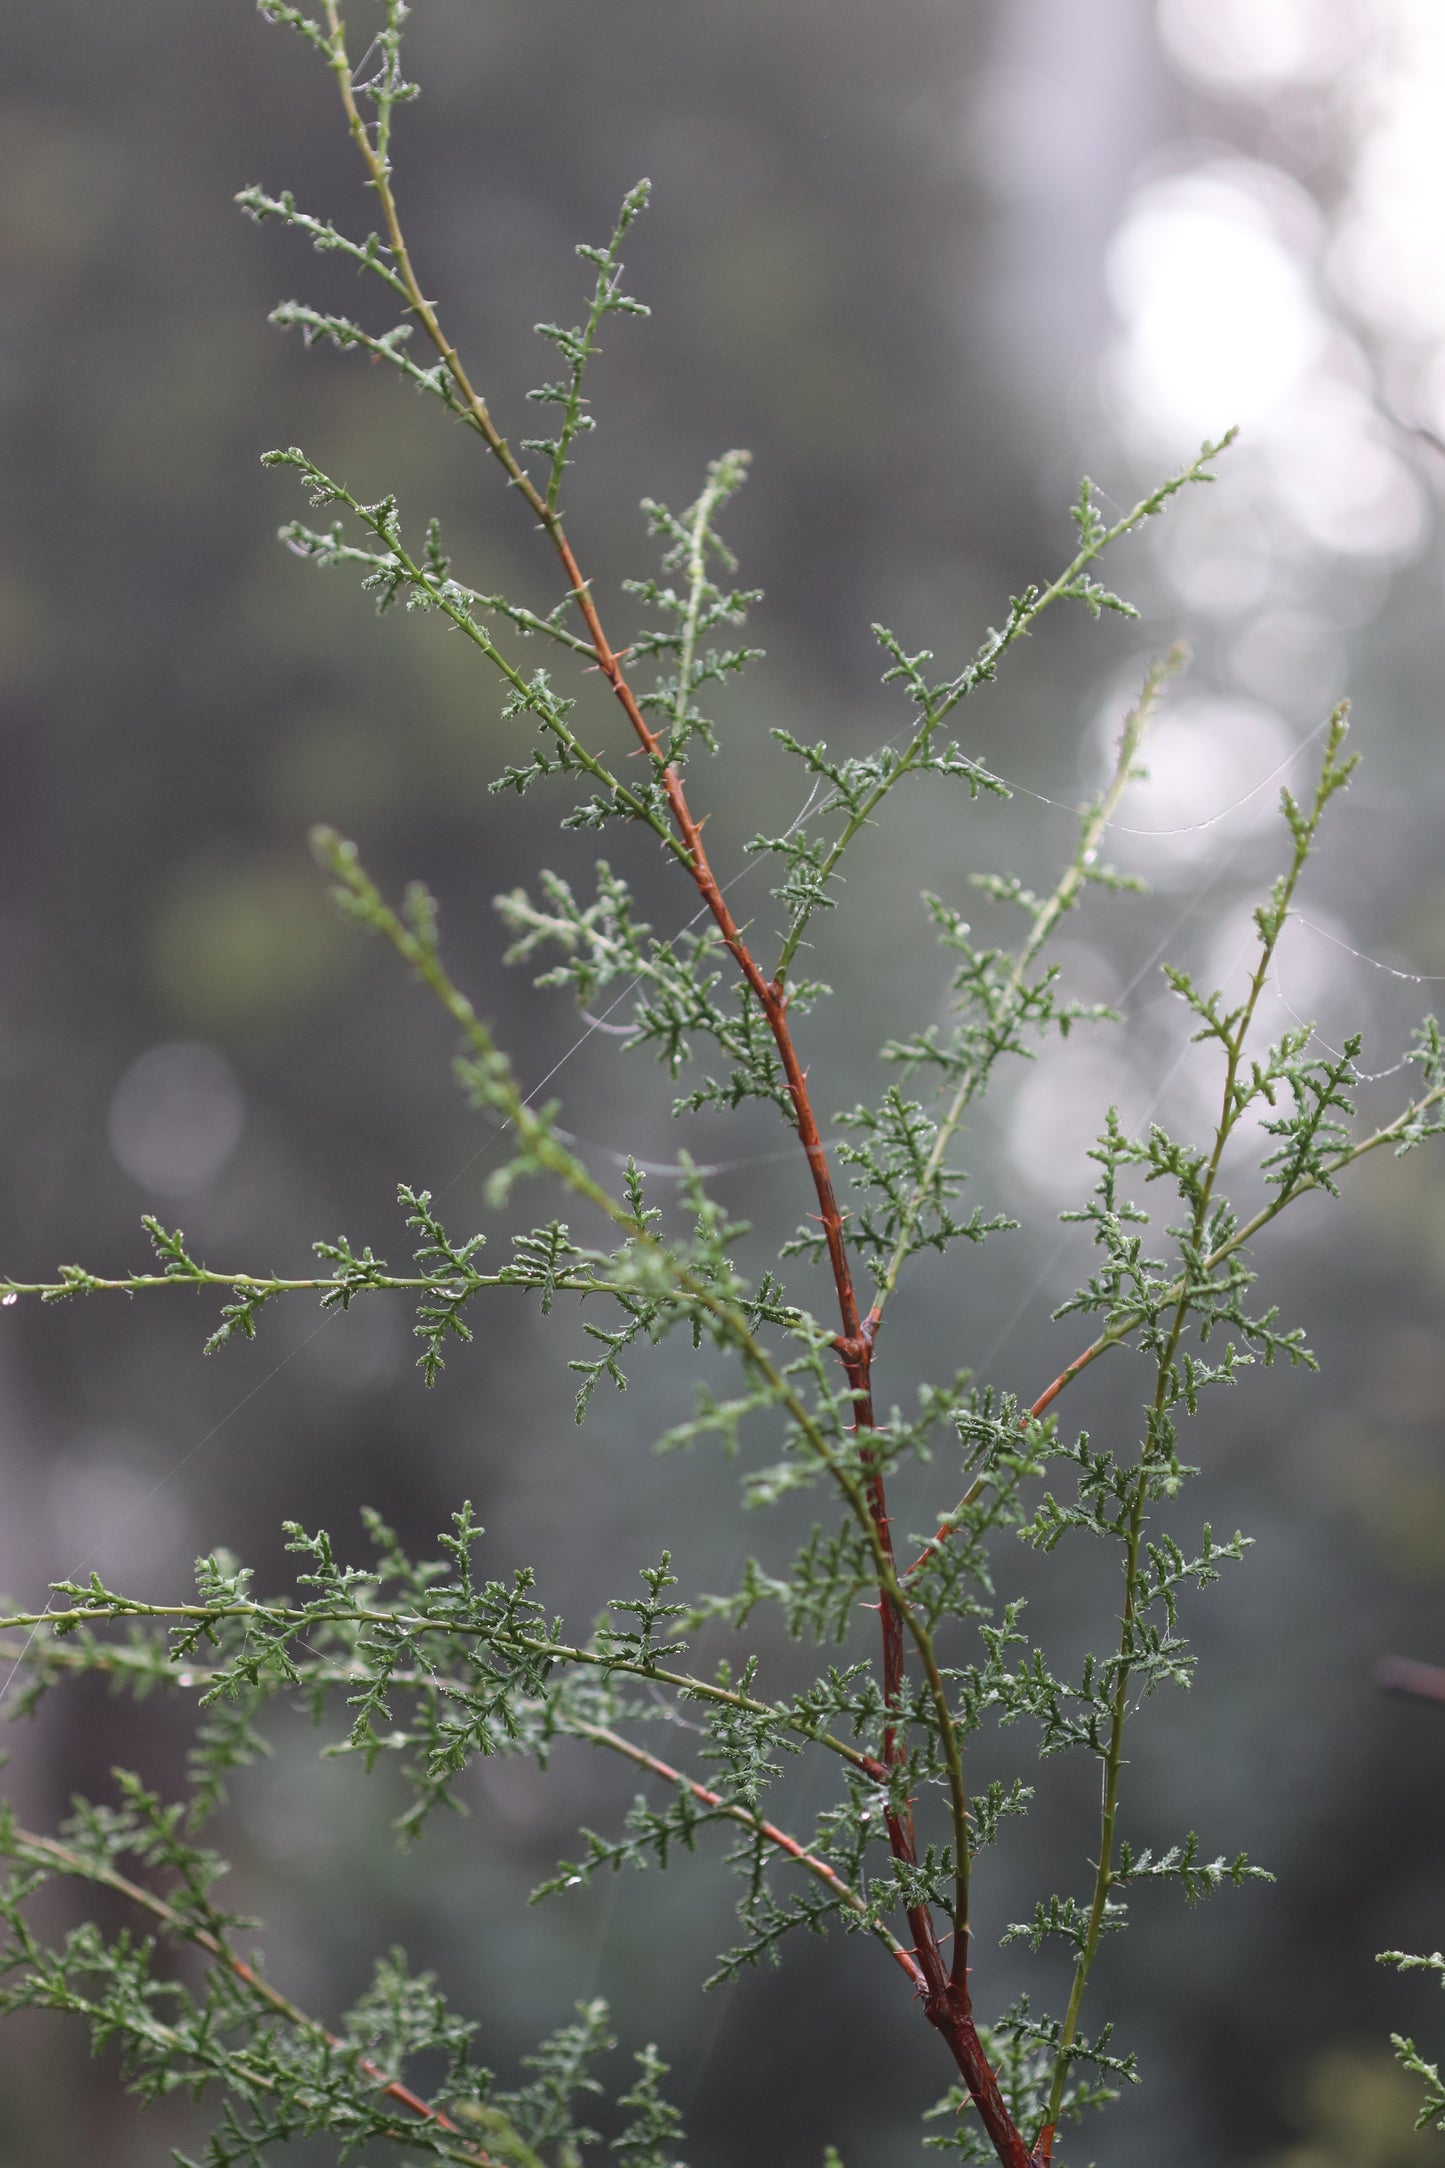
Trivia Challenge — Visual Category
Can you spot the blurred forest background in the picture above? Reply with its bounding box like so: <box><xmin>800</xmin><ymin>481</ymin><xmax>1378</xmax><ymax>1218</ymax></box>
<box><xmin>4</xmin><ymin>2</ymin><xmax>1445</xmax><ymax>2163</ymax></box>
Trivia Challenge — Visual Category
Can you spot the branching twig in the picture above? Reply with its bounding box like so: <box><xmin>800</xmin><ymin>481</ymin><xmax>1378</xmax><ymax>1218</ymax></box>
<box><xmin>4</xmin><ymin>1823</ymin><xmax>500</xmax><ymax>2165</ymax></box>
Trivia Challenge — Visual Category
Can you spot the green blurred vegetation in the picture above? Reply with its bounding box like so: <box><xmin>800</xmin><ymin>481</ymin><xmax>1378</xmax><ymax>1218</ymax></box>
<box><xmin>2</xmin><ymin>4</ymin><xmax>1445</xmax><ymax>2165</ymax></box>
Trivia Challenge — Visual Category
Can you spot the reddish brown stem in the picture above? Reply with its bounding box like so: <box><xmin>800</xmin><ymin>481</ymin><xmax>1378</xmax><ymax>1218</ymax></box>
<box><xmin>544</xmin><ymin>355</ymin><xmax>1050</xmax><ymax>2158</ymax></box>
<box><xmin>584</xmin><ymin>1726</ymin><xmax>1037</xmax><ymax>2160</ymax></box>
<box><xmin>575</xmin><ymin>1721</ymin><xmax>925</xmax><ymax>1993</ymax></box>
<box><xmin>552</xmin><ymin>540</ymin><xmax>868</xmax><ymax>1333</ymax></box>
<box><xmin>327</xmin><ymin>52</ymin><xmax>1028</xmax><ymax>2151</ymax></box>
<box><xmin>554</xmin><ymin>533</ymin><xmax>943</xmax><ymax>1945</ymax></box>
<box><xmin>903</xmin><ymin>1341</ymin><xmax>1109</xmax><ymax>1583</ymax></box>
<box><xmin>902</xmin><ymin>1897</ymin><xmax>1037</xmax><ymax>2168</ymax></box>
<box><xmin>10</xmin><ymin>1827</ymin><xmax>498</xmax><ymax>2164</ymax></box>
<box><xmin>557</xmin><ymin>544</ymin><xmax>1039</xmax><ymax>2146</ymax></box>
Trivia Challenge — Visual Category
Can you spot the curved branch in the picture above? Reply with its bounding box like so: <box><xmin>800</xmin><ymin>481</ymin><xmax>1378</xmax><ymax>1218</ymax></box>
<box><xmin>0</xmin><ymin>1620</ymin><xmax>885</xmax><ymax>1784</ymax></box>
<box><xmin>3</xmin><ymin>1823</ymin><xmax>497</xmax><ymax>2164</ymax></box>
<box><xmin>564</xmin><ymin>1716</ymin><xmax>925</xmax><ymax>1991</ymax></box>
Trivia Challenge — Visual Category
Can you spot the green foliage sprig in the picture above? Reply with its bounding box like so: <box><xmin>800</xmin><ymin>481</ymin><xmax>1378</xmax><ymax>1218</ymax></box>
<box><xmin>5</xmin><ymin>4</ymin><xmax>1445</xmax><ymax>2164</ymax></box>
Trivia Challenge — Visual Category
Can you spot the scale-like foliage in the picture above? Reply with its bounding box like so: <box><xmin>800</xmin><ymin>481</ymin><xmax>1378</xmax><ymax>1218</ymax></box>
<box><xmin>4</xmin><ymin>4</ymin><xmax>1445</xmax><ymax>2162</ymax></box>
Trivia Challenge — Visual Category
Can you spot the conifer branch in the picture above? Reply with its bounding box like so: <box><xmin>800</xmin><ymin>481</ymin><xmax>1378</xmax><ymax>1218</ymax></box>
<box><xmin>334</xmin><ymin>854</ymin><xmax>986</xmax><ymax>1996</ymax></box>
<box><xmin>307</xmin><ymin>5</ymin><xmax>867</xmax><ymax>1327</ymax></box>
<box><xmin>0</xmin><ymin>1617</ymin><xmax>885</xmax><ymax>1783</ymax></box>
<box><xmin>272</xmin><ymin>29</ymin><xmax>1017</xmax><ymax>2127</ymax></box>
<box><xmin>3</xmin><ymin>1684</ymin><xmax>916</xmax><ymax>1994</ymax></box>
<box><xmin>561</xmin><ymin>1718</ymin><xmax>925</xmax><ymax>1989</ymax></box>
<box><xmin>2</xmin><ymin>1819</ymin><xmax>501</xmax><ymax>2164</ymax></box>
<box><xmin>1034</xmin><ymin>710</ymin><xmax>1354</xmax><ymax>2155</ymax></box>
<box><xmin>6</xmin><ymin>11</ymin><xmax>1438</xmax><ymax>2161</ymax></box>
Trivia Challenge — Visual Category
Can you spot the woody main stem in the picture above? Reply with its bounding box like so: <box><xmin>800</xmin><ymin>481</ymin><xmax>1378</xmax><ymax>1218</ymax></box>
<box><xmin>544</xmin><ymin>522</ymin><xmax>1024</xmax><ymax>2155</ymax></box>
<box><xmin>322</xmin><ymin>18</ymin><xmax>1027</xmax><ymax>2161</ymax></box>
<box><xmin>519</xmin><ymin>266</ymin><xmax>1031</xmax><ymax>2166</ymax></box>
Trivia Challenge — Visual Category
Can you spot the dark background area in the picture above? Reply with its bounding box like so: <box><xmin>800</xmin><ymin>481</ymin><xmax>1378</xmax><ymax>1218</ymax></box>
<box><xmin>3</xmin><ymin>3</ymin><xmax>1445</xmax><ymax>2163</ymax></box>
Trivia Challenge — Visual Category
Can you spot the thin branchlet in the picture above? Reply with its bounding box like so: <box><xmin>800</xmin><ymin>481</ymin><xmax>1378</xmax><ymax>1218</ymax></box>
<box><xmin>5</xmin><ymin>7</ymin><xmax>1443</xmax><ymax>2165</ymax></box>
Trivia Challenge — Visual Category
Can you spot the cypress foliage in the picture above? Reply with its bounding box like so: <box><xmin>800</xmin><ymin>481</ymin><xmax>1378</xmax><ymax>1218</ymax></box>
<box><xmin>4</xmin><ymin>6</ymin><xmax>1444</xmax><ymax>2161</ymax></box>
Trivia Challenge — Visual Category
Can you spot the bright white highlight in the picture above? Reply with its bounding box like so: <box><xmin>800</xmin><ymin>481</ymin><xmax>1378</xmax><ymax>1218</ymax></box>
<box><xmin>1157</xmin><ymin>0</ymin><xmax>1366</xmax><ymax>93</ymax></box>
<box><xmin>1106</xmin><ymin>168</ymin><xmax>1321</xmax><ymax>445</ymax></box>
<box><xmin>1105</xmin><ymin>7</ymin><xmax>1445</xmax><ymax>581</ymax></box>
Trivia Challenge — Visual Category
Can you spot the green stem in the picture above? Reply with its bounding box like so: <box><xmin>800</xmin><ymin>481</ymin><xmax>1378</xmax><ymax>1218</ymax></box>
<box><xmin>322</xmin><ymin>835</ymin><xmax>1022</xmax><ymax>2031</ymax></box>
<box><xmin>905</xmin><ymin>1063</ymin><xmax>1445</xmax><ymax>1590</ymax></box>
<box><xmin>772</xmin><ymin>448</ymin><xmax>1228</xmax><ymax>983</ymax></box>
<box><xmin>1038</xmin><ymin>709</ymin><xmax>1353</xmax><ymax>2150</ymax></box>
<box><xmin>668</xmin><ymin>453</ymin><xmax>747</xmax><ymax>748</ymax></box>
<box><xmin>0</xmin><ymin>1622</ymin><xmax>883</xmax><ymax>1782</ymax></box>
<box><xmin>873</xmin><ymin>647</ymin><xmax>1179</xmax><ymax>1326</ymax></box>
<box><xmin>286</xmin><ymin>467</ymin><xmax>685</xmax><ymax>861</ymax></box>
<box><xmin>3</xmin><ymin>1267</ymin><xmax>593</xmax><ymax>1302</ymax></box>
